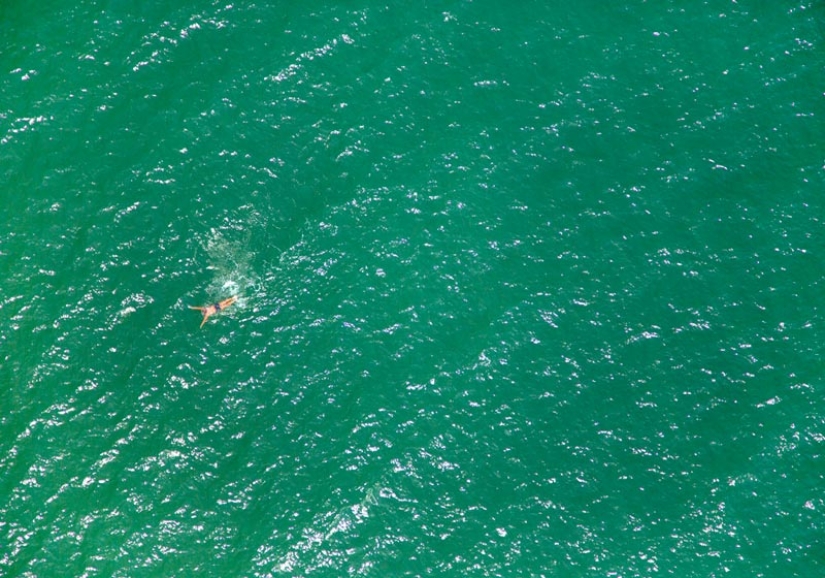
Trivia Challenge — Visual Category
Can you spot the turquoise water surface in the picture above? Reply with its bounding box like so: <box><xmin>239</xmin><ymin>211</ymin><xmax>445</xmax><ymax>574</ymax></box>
<box><xmin>2</xmin><ymin>1</ymin><xmax>824</xmax><ymax>576</ymax></box>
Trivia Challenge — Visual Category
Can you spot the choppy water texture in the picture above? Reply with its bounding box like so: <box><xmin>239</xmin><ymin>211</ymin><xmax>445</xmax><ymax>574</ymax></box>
<box><xmin>2</xmin><ymin>1</ymin><xmax>824</xmax><ymax>576</ymax></box>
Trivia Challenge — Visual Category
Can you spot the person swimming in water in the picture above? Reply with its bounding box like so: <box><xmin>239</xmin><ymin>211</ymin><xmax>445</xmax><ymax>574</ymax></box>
<box><xmin>190</xmin><ymin>296</ymin><xmax>237</xmax><ymax>328</ymax></box>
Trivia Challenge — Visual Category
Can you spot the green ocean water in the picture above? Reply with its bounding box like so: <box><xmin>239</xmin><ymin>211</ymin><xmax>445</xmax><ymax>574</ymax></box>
<box><xmin>2</xmin><ymin>1</ymin><xmax>824</xmax><ymax>576</ymax></box>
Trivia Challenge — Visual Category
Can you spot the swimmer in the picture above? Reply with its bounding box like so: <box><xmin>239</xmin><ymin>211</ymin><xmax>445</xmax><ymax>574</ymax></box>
<box><xmin>189</xmin><ymin>296</ymin><xmax>237</xmax><ymax>328</ymax></box>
